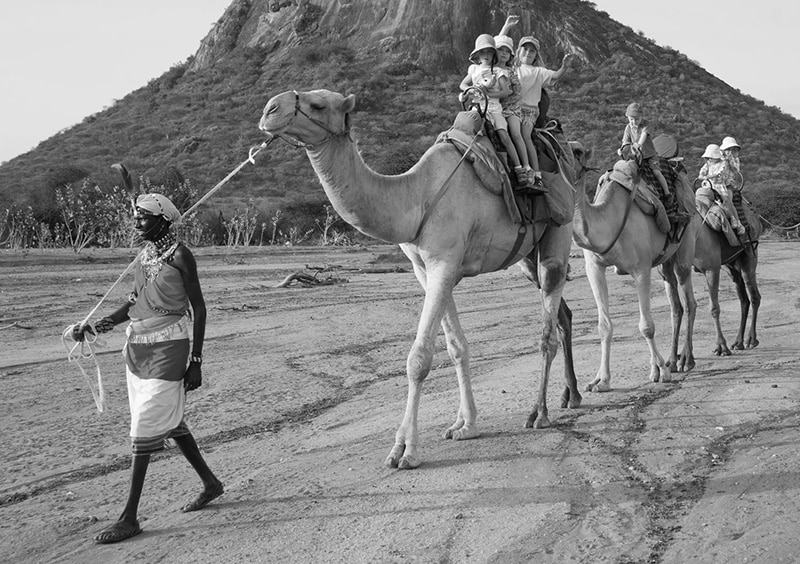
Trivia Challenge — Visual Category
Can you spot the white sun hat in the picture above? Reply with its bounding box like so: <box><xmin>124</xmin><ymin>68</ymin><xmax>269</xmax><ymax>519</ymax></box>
<box><xmin>702</xmin><ymin>143</ymin><xmax>723</xmax><ymax>159</ymax></box>
<box><xmin>720</xmin><ymin>136</ymin><xmax>741</xmax><ymax>151</ymax></box>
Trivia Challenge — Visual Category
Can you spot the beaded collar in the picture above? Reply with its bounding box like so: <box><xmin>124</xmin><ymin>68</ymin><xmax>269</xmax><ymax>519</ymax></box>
<box><xmin>140</xmin><ymin>232</ymin><xmax>179</xmax><ymax>283</ymax></box>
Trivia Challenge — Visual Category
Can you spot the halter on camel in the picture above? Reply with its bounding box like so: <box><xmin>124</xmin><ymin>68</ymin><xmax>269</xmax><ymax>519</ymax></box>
<box><xmin>268</xmin><ymin>91</ymin><xmax>352</xmax><ymax>149</ymax></box>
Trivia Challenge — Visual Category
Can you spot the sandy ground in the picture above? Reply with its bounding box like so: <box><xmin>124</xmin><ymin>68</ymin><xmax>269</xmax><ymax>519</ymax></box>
<box><xmin>1</xmin><ymin>241</ymin><xmax>799</xmax><ymax>564</ymax></box>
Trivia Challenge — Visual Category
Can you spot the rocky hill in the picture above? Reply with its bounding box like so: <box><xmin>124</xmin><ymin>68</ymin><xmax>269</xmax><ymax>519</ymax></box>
<box><xmin>2</xmin><ymin>0</ymin><xmax>799</xmax><ymax>229</ymax></box>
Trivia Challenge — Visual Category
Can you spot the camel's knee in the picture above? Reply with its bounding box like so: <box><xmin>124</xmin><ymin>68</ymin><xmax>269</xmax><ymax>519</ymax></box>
<box><xmin>639</xmin><ymin>319</ymin><xmax>655</xmax><ymax>340</ymax></box>
<box><xmin>597</xmin><ymin>317</ymin><xmax>612</xmax><ymax>341</ymax></box>
<box><xmin>407</xmin><ymin>341</ymin><xmax>434</xmax><ymax>383</ymax></box>
<box><xmin>539</xmin><ymin>260</ymin><xmax>568</xmax><ymax>292</ymax></box>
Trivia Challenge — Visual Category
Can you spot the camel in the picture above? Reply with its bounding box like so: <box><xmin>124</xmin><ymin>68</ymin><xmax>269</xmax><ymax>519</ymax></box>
<box><xmin>258</xmin><ymin>89</ymin><xmax>582</xmax><ymax>469</ymax></box>
<box><xmin>569</xmin><ymin>150</ymin><xmax>699</xmax><ymax>392</ymax></box>
<box><xmin>693</xmin><ymin>207</ymin><xmax>762</xmax><ymax>356</ymax></box>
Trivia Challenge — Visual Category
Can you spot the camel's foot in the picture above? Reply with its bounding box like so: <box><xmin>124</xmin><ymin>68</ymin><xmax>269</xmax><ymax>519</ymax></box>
<box><xmin>713</xmin><ymin>343</ymin><xmax>732</xmax><ymax>356</ymax></box>
<box><xmin>746</xmin><ymin>336</ymin><xmax>759</xmax><ymax>349</ymax></box>
<box><xmin>443</xmin><ymin>424</ymin><xmax>480</xmax><ymax>441</ymax></box>
<box><xmin>652</xmin><ymin>364</ymin><xmax>671</xmax><ymax>383</ymax></box>
<box><xmin>585</xmin><ymin>377</ymin><xmax>611</xmax><ymax>393</ymax></box>
<box><xmin>525</xmin><ymin>407</ymin><xmax>550</xmax><ymax>429</ymax></box>
<box><xmin>397</xmin><ymin>455</ymin><xmax>421</xmax><ymax>470</ymax></box>
<box><xmin>680</xmin><ymin>354</ymin><xmax>696</xmax><ymax>373</ymax></box>
<box><xmin>669</xmin><ymin>354</ymin><xmax>696</xmax><ymax>373</ymax></box>
<box><xmin>560</xmin><ymin>386</ymin><xmax>582</xmax><ymax>409</ymax></box>
<box><xmin>731</xmin><ymin>340</ymin><xmax>745</xmax><ymax>351</ymax></box>
<box><xmin>385</xmin><ymin>444</ymin><xmax>421</xmax><ymax>469</ymax></box>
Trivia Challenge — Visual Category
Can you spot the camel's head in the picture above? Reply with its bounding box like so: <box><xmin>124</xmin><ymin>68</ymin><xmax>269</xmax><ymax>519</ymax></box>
<box><xmin>259</xmin><ymin>89</ymin><xmax>356</xmax><ymax>147</ymax></box>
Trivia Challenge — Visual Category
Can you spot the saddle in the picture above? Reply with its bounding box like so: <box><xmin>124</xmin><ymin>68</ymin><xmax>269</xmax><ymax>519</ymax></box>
<box><xmin>604</xmin><ymin>160</ymin><xmax>671</xmax><ymax>234</ymax></box>
<box><xmin>437</xmin><ymin>103</ymin><xmax>575</xmax><ymax>228</ymax></box>
<box><xmin>695</xmin><ymin>183</ymin><xmax>761</xmax><ymax>247</ymax></box>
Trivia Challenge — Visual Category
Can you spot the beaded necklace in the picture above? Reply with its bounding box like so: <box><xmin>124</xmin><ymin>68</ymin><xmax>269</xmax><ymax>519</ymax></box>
<box><xmin>140</xmin><ymin>232</ymin><xmax>179</xmax><ymax>283</ymax></box>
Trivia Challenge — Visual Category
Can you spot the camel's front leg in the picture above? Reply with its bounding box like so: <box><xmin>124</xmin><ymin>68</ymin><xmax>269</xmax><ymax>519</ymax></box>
<box><xmin>440</xmin><ymin>295</ymin><xmax>479</xmax><ymax>441</ymax></box>
<box><xmin>385</xmin><ymin>266</ymin><xmax>454</xmax><ymax>470</ymax></box>
<box><xmin>704</xmin><ymin>268</ymin><xmax>731</xmax><ymax>356</ymax></box>
<box><xmin>632</xmin><ymin>268</ymin><xmax>670</xmax><ymax>383</ymax></box>
<box><xmin>584</xmin><ymin>251</ymin><xmax>613</xmax><ymax>392</ymax></box>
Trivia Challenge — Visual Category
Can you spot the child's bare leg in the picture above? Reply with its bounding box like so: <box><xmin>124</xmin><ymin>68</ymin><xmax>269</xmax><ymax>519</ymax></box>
<box><xmin>497</xmin><ymin>129</ymin><xmax>521</xmax><ymax>168</ymax></box>
<box><xmin>507</xmin><ymin>116</ymin><xmax>529</xmax><ymax>168</ymax></box>
<box><xmin>521</xmin><ymin>120</ymin><xmax>538</xmax><ymax>171</ymax></box>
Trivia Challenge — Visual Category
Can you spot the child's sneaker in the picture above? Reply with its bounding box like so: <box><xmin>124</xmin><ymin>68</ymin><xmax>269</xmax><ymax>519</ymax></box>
<box><xmin>515</xmin><ymin>167</ymin><xmax>533</xmax><ymax>188</ymax></box>
<box><xmin>529</xmin><ymin>173</ymin><xmax>549</xmax><ymax>195</ymax></box>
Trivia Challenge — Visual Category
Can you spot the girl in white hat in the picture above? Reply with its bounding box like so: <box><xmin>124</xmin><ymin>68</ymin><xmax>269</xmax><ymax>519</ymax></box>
<box><xmin>460</xmin><ymin>33</ymin><xmax>536</xmax><ymax>192</ymax></box>
<box><xmin>699</xmin><ymin>144</ymin><xmax>745</xmax><ymax>235</ymax></box>
<box><xmin>720</xmin><ymin>136</ymin><xmax>742</xmax><ymax>181</ymax></box>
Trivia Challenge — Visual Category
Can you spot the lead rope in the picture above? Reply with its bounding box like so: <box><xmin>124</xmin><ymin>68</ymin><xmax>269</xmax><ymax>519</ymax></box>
<box><xmin>62</xmin><ymin>140</ymin><xmax>272</xmax><ymax>412</ymax></box>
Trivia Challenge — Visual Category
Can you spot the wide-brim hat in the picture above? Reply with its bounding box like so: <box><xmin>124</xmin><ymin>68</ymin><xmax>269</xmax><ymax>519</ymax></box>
<box><xmin>720</xmin><ymin>136</ymin><xmax>741</xmax><ymax>151</ymax></box>
<box><xmin>702</xmin><ymin>143</ymin><xmax>722</xmax><ymax>160</ymax></box>
<box><xmin>469</xmin><ymin>34</ymin><xmax>497</xmax><ymax>63</ymax></box>
<box><xmin>518</xmin><ymin>36</ymin><xmax>540</xmax><ymax>51</ymax></box>
<box><xmin>494</xmin><ymin>34</ymin><xmax>514</xmax><ymax>56</ymax></box>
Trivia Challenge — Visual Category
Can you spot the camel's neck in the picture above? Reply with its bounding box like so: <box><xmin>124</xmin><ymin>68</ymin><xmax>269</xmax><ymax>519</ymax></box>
<box><xmin>572</xmin><ymin>180</ymin><xmax>626</xmax><ymax>252</ymax></box>
<box><xmin>306</xmin><ymin>137</ymin><xmax>422</xmax><ymax>244</ymax></box>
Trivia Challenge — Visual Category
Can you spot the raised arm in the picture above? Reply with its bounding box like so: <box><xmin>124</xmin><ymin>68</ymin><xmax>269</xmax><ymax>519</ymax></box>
<box><xmin>498</xmin><ymin>14</ymin><xmax>519</xmax><ymax>36</ymax></box>
<box><xmin>551</xmin><ymin>53</ymin><xmax>575</xmax><ymax>81</ymax></box>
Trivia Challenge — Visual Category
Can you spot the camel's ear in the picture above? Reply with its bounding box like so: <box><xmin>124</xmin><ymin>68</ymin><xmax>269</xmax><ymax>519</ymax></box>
<box><xmin>341</xmin><ymin>94</ymin><xmax>356</xmax><ymax>113</ymax></box>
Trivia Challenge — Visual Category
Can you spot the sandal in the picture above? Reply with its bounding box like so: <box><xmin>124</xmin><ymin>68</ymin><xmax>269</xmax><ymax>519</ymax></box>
<box><xmin>181</xmin><ymin>480</ymin><xmax>224</xmax><ymax>513</ymax></box>
<box><xmin>93</xmin><ymin>519</ymin><xmax>142</xmax><ymax>544</ymax></box>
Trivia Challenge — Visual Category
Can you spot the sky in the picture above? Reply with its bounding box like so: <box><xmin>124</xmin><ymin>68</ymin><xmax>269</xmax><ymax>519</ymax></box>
<box><xmin>591</xmin><ymin>0</ymin><xmax>800</xmax><ymax>118</ymax></box>
<box><xmin>1</xmin><ymin>1</ymin><xmax>798</xmax><ymax>163</ymax></box>
<box><xmin>0</xmin><ymin>0</ymin><xmax>231</xmax><ymax>164</ymax></box>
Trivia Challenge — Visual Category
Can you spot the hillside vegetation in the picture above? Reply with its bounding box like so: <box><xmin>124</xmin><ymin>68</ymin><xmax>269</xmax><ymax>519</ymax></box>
<box><xmin>2</xmin><ymin>0</ymin><xmax>798</xmax><ymax>248</ymax></box>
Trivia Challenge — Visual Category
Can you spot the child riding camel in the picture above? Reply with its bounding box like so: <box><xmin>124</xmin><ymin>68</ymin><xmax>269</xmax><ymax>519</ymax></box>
<box><xmin>620</xmin><ymin>103</ymin><xmax>672</xmax><ymax>197</ymax></box>
<box><xmin>699</xmin><ymin>143</ymin><xmax>745</xmax><ymax>235</ymax></box>
<box><xmin>515</xmin><ymin>36</ymin><xmax>573</xmax><ymax>192</ymax></box>
<box><xmin>459</xmin><ymin>34</ymin><xmax>537</xmax><ymax>192</ymax></box>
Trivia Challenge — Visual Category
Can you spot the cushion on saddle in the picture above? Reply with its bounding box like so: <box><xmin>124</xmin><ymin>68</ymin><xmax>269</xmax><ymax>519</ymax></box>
<box><xmin>606</xmin><ymin>160</ymin><xmax>670</xmax><ymax>233</ymax></box>
<box><xmin>638</xmin><ymin>158</ymin><xmax>679</xmax><ymax>215</ymax></box>
<box><xmin>535</xmin><ymin>125</ymin><xmax>575</xmax><ymax>226</ymax></box>
<box><xmin>435</xmin><ymin>126</ymin><xmax>521</xmax><ymax>224</ymax></box>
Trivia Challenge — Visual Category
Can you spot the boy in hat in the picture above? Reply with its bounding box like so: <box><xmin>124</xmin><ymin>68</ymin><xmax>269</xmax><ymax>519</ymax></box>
<box><xmin>620</xmin><ymin>102</ymin><xmax>673</xmax><ymax>201</ymax></box>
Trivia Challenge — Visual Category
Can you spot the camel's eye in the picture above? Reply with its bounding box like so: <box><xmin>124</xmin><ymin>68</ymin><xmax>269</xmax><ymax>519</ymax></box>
<box><xmin>309</xmin><ymin>103</ymin><xmax>325</xmax><ymax>111</ymax></box>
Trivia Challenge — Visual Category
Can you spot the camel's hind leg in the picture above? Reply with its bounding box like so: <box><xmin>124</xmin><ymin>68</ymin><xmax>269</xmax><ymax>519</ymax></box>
<box><xmin>557</xmin><ymin>298</ymin><xmax>582</xmax><ymax>409</ymax></box>
<box><xmin>519</xmin><ymin>256</ymin><xmax>581</xmax><ymax>411</ymax></box>
<box><xmin>741</xmin><ymin>248</ymin><xmax>761</xmax><ymax>349</ymax></box>
<box><xmin>730</xmin><ymin>247</ymin><xmax>760</xmax><ymax>349</ymax></box>
<box><xmin>525</xmin><ymin>235</ymin><xmax>570</xmax><ymax>428</ymax></box>
<box><xmin>661</xmin><ymin>257</ymin><xmax>697</xmax><ymax>373</ymax></box>
<box><xmin>660</xmin><ymin>263</ymin><xmax>684</xmax><ymax>373</ymax></box>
